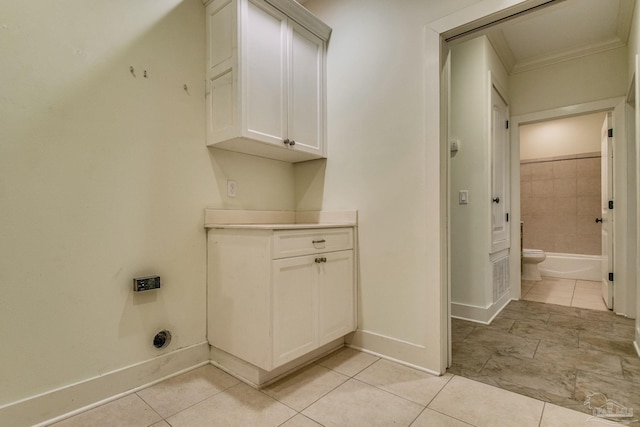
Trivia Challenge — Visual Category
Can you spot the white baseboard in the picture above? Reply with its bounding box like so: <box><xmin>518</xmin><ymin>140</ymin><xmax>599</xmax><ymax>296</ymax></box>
<box><xmin>2</xmin><ymin>342</ymin><xmax>209</xmax><ymax>427</ymax></box>
<box><xmin>346</xmin><ymin>329</ymin><xmax>440</xmax><ymax>375</ymax></box>
<box><xmin>451</xmin><ymin>293</ymin><xmax>513</xmax><ymax>324</ymax></box>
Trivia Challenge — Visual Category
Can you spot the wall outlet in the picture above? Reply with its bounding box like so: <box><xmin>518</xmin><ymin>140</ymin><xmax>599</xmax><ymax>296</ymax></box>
<box><xmin>227</xmin><ymin>180</ymin><xmax>237</xmax><ymax>198</ymax></box>
<box><xmin>133</xmin><ymin>276</ymin><xmax>161</xmax><ymax>292</ymax></box>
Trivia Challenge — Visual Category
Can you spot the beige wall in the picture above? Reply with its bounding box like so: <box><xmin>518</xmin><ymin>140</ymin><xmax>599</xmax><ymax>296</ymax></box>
<box><xmin>510</xmin><ymin>46</ymin><xmax>628</xmax><ymax>116</ymax></box>
<box><xmin>0</xmin><ymin>0</ymin><xmax>294</xmax><ymax>408</ymax></box>
<box><xmin>300</xmin><ymin>0</ymin><xmax>482</xmax><ymax>369</ymax></box>
<box><xmin>450</xmin><ymin>36</ymin><xmax>497</xmax><ymax>309</ymax></box>
<box><xmin>520</xmin><ymin>113</ymin><xmax>606</xmax><ymax>160</ymax></box>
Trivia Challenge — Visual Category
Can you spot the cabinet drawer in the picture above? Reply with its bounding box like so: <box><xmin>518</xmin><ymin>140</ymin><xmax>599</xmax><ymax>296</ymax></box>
<box><xmin>272</xmin><ymin>228</ymin><xmax>353</xmax><ymax>259</ymax></box>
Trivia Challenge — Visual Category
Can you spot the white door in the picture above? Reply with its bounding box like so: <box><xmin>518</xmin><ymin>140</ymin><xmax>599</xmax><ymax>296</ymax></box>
<box><xmin>317</xmin><ymin>250</ymin><xmax>355</xmax><ymax>346</ymax></box>
<box><xmin>601</xmin><ymin>113</ymin><xmax>614</xmax><ymax>309</ymax></box>
<box><xmin>288</xmin><ymin>22</ymin><xmax>324</xmax><ymax>156</ymax></box>
<box><xmin>244</xmin><ymin>0</ymin><xmax>287</xmax><ymax>146</ymax></box>
<box><xmin>490</xmin><ymin>86</ymin><xmax>510</xmax><ymax>253</ymax></box>
<box><xmin>272</xmin><ymin>255</ymin><xmax>317</xmax><ymax>368</ymax></box>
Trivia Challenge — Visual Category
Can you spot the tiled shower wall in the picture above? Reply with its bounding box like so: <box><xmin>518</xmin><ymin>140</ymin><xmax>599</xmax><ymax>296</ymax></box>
<box><xmin>520</xmin><ymin>154</ymin><xmax>601</xmax><ymax>255</ymax></box>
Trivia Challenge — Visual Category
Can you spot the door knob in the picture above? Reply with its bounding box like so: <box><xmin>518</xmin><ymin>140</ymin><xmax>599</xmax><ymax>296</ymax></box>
<box><xmin>492</xmin><ymin>197</ymin><xmax>500</xmax><ymax>204</ymax></box>
<box><xmin>595</xmin><ymin>218</ymin><xmax>603</xmax><ymax>223</ymax></box>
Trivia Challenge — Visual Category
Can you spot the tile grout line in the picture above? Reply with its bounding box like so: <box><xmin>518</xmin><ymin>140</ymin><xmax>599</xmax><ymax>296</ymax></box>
<box><xmin>417</xmin><ymin>375</ymin><xmax>477</xmax><ymax>427</ymax></box>
<box><xmin>537</xmin><ymin>402</ymin><xmax>548</xmax><ymax>427</ymax></box>
<box><xmin>273</xmin><ymin>352</ymin><xmax>382</xmax><ymax>427</ymax></box>
<box><xmin>159</xmin><ymin>381</ymin><xmax>243</xmax><ymax>423</ymax></box>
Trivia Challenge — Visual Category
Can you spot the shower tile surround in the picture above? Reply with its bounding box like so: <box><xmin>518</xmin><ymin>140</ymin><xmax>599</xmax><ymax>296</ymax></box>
<box><xmin>520</xmin><ymin>153</ymin><xmax>601</xmax><ymax>255</ymax></box>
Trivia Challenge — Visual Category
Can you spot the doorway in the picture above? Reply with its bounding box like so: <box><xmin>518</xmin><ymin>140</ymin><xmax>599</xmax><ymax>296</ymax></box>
<box><xmin>511</xmin><ymin>98</ymin><xmax>629</xmax><ymax>314</ymax></box>
<box><xmin>431</xmin><ymin>0</ymin><xmax>637</xmax><ymax>401</ymax></box>
<box><xmin>518</xmin><ymin>111</ymin><xmax>612</xmax><ymax>311</ymax></box>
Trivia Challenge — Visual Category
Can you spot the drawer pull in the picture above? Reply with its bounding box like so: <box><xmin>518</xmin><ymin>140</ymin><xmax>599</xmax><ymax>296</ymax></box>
<box><xmin>315</xmin><ymin>257</ymin><xmax>327</xmax><ymax>263</ymax></box>
<box><xmin>312</xmin><ymin>239</ymin><xmax>326</xmax><ymax>244</ymax></box>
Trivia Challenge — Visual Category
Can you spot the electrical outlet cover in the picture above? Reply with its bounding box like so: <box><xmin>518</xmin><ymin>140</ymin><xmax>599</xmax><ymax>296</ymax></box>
<box><xmin>227</xmin><ymin>180</ymin><xmax>237</xmax><ymax>197</ymax></box>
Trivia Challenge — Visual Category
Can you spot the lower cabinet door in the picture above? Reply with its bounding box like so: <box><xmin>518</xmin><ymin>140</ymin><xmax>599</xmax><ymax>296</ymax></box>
<box><xmin>318</xmin><ymin>250</ymin><xmax>355</xmax><ymax>346</ymax></box>
<box><xmin>272</xmin><ymin>255</ymin><xmax>317</xmax><ymax>368</ymax></box>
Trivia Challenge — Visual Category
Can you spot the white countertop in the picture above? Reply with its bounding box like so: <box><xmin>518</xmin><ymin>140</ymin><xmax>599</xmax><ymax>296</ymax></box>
<box><xmin>207</xmin><ymin>223</ymin><xmax>353</xmax><ymax>230</ymax></box>
<box><xmin>204</xmin><ymin>209</ymin><xmax>357</xmax><ymax>229</ymax></box>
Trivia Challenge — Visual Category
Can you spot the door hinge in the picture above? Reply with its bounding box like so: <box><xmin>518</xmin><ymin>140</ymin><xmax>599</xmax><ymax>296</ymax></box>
<box><xmin>506</xmin><ymin>212</ymin><xmax>509</xmax><ymax>222</ymax></box>
<box><xmin>608</xmin><ymin>128</ymin><xmax>613</xmax><ymax>138</ymax></box>
<box><xmin>609</xmin><ymin>200</ymin><xmax>614</xmax><ymax>209</ymax></box>
<box><xmin>506</xmin><ymin>120</ymin><xmax>509</xmax><ymax>129</ymax></box>
<box><xmin>609</xmin><ymin>272</ymin><xmax>614</xmax><ymax>282</ymax></box>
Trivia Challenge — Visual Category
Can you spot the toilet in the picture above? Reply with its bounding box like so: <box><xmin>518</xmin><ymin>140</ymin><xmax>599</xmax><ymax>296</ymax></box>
<box><xmin>522</xmin><ymin>249</ymin><xmax>546</xmax><ymax>281</ymax></box>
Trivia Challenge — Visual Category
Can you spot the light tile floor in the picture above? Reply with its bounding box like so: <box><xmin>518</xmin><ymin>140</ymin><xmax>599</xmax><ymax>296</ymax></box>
<box><xmin>522</xmin><ymin>277</ymin><xmax>609</xmax><ymax>311</ymax></box>
<box><xmin>48</xmin><ymin>347</ymin><xmax>620</xmax><ymax>427</ymax></box>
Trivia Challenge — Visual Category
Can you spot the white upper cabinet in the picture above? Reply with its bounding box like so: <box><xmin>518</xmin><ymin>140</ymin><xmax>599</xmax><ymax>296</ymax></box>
<box><xmin>205</xmin><ymin>0</ymin><xmax>330</xmax><ymax>162</ymax></box>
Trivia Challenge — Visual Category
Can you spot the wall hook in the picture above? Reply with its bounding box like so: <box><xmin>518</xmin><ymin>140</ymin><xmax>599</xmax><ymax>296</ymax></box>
<box><xmin>144</xmin><ymin>70</ymin><xmax>148</xmax><ymax>78</ymax></box>
<box><xmin>183</xmin><ymin>84</ymin><xmax>190</xmax><ymax>95</ymax></box>
<box><xmin>129</xmin><ymin>66</ymin><xmax>136</xmax><ymax>77</ymax></box>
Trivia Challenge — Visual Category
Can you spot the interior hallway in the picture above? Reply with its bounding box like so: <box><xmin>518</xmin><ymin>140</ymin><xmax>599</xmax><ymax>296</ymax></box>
<box><xmin>48</xmin><ymin>347</ymin><xmax>614</xmax><ymax>427</ymax></box>
<box><xmin>449</xmin><ymin>285</ymin><xmax>639</xmax><ymax>422</ymax></box>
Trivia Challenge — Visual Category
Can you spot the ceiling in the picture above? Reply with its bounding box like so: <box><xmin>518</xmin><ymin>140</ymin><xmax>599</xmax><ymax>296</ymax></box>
<box><xmin>486</xmin><ymin>0</ymin><xmax>635</xmax><ymax>73</ymax></box>
<box><xmin>298</xmin><ymin>0</ymin><xmax>634</xmax><ymax>74</ymax></box>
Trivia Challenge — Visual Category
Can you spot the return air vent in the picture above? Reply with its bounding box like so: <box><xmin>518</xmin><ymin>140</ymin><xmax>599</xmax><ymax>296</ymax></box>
<box><xmin>493</xmin><ymin>255</ymin><xmax>510</xmax><ymax>303</ymax></box>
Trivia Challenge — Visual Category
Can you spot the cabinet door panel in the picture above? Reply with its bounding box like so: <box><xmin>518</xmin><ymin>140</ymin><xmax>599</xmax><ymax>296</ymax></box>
<box><xmin>207</xmin><ymin>0</ymin><xmax>234</xmax><ymax>71</ymax></box>
<box><xmin>318</xmin><ymin>250</ymin><xmax>355</xmax><ymax>346</ymax></box>
<box><xmin>244</xmin><ymin>0</ymin><xmax>287</xmax><ymax>144</ymax></box>
<box><xmin>288</xmin><ymin>22</ymin><xmax>323</xmax><ymax>155</ymax></box>
<box><xmin>272</xmin><ymin>255</ymin><xmax>317</xmax><ymax>368</ymax></box>
<box><xmin>208</xmin><ymin>70</ymin><xmax>235</xmax><ymax>142</ymax></box>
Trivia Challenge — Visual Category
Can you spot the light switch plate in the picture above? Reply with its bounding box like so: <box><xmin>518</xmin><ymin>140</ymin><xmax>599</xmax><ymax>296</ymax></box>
<box><xmin>459</xmin><ymin>190</ymin><xmax>469</xmax><ymax>204</ymax></box>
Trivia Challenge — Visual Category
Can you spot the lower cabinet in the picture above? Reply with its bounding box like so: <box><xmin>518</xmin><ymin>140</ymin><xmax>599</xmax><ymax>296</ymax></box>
<box><xmin>272</xmin><ymin>250</ymin><xmax>354</xmax><ymax>367</ymax></box>
<box><xmin>207</xmin><ymin>227</ymin><xmax>355</xmax><ymax>372</ymax></box>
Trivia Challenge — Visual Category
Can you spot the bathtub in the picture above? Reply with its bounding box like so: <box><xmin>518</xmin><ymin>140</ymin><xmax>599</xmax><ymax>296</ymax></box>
<box><xmin>537</xmin><ymin>252</ymin><xmax>602</xmax><ymax>281</ymax></box>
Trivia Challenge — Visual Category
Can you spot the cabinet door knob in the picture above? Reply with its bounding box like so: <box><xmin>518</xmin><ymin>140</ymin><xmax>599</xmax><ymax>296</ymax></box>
<box><xmin>595</xmin><ymin>218</ymin><xmax>603</xmax><ymax>223</ymax></box>
<box><xmin>283</xmin><ymin>138</ymin><xmax>290</xmax><ymax>146</ymax></box>
<box><xmin>289</xmin><ymin>140</ymin><xmax>296</xmax><ymax>146</ymax></box>
<box><xmin>322</xmin><ymin>257</ymin><xmax>327</xmax><ymax>263</ymax></box>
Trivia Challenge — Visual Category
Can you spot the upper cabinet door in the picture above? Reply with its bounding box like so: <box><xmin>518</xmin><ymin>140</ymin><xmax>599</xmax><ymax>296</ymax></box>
<box><xmin>205</xmin><ymin>0</ymin><xmax>330</xmax><ymax>163</ymax></box>
<box><xmin>243</xmin><ymin>0</ymin><xmax>287</xmax><ymax>146</ymax></box>
<box><xmin>288</xmin><ymin>22</ymin><xmax>324</xmax><ymax>157</ymax></box>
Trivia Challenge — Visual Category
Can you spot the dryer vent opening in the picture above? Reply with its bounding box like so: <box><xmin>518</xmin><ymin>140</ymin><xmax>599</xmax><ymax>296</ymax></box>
<box><xmin>153</xmin><ymin>330</ymin><xmax>171</xmax><ymax>349</ymax></box>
